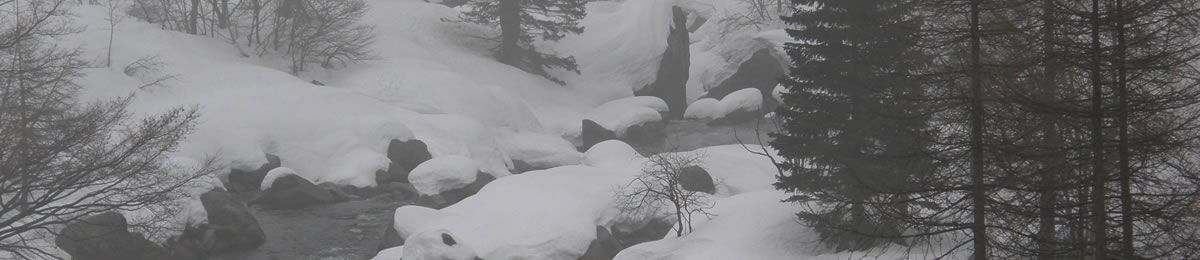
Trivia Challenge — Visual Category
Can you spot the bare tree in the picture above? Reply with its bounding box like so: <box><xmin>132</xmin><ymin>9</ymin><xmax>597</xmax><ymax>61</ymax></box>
<box><xmin>104</xmin><ymin>0</ymin><xmax>126</xmax><ymax>67</ymax></box>
<box><xmin>616</xmin><ymin>151</ymin><xmax>712</xmax><ymax>237</ymax></box>
<box><xmin>0</xmin><ymin>1</ymin><xmax>214</xmax><ymax>258</ymax></box>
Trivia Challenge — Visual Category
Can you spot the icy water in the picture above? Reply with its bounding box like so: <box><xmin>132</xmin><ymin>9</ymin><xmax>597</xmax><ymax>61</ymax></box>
<box><xmin>203</xmin><ymin>119</ymin><xmax>773</xmax><ymax>260</ymax></box>
<box><xmin>205</xmin><ymin>197</ymin><xmax>410</xmax><ymax>260</ymax></box>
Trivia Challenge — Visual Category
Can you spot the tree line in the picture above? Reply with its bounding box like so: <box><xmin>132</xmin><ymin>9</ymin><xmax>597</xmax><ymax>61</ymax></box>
<box><xmin>772</xmin><ymin>0</ymin><xmax>1200</xmax><ymax>258</ymax></box>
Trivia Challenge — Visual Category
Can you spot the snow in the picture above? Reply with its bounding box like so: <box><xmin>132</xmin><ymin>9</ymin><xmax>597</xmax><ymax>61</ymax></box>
<box><xmin>404</xmin><ymin>229</ymin><xmax>481</xmax><ymax>260</ymax></box>
<box><xmin>497</xmin><ymin>131</ymin><xmax>586</xmax><ymax>169</ymax></box>
<box><xmin>585</xmin><ymin>99</ymin><xmax>664</xmax><ymax>136</ymax></box>
<box><xmin>408</xmin><ymin>155</ymin><xmax>482</xmax><ymax>196</ymax></box>
<box><xmin>601</xmin><ymin>96</ymin><xmax>671</xmax><ymax>114</ymax></box>
<box><xmin>371</xmin><ymin>246</ymin><xmax>405</xmax><ymax>260</ymax></box>
<box><xmin>394</xmin><ymin>206</ymin><xmax>445</xmax><ymax>241</ymax></box>
<box><xmin>684</xmin><ymin>98</ymin><xmax>721</xmax><ymax>119</ymax></box>
<box><xmin>687</xmin><ymin>145</ymin><xmax>781</xmax><ymax>196</ymax></box>
<box><xmin>584</xmin><ymin>140</ymin><xmax>645</xmax><ymax>170</ymax></box>
<box><xmin>408</xmin><ymin>114</ymin><xmax>513</xmax><ymax>177</ymax></box>
<box><xmin>683</xmin><ymin>89</ymin><xmax>763</xmax><ymax>120</ymax></box>
<box><xmin>718</xmin><ymin>88</ymin><xmax>764</xmax><ymax>115</ymax></box>
<box><xmin>396</xmin><ymin>165</ymin><xmax>643</xmax><ymax>259</ymax></box>
<box><xmin>260</xmin><ymin>167</ymin><xmax>298</xmax><ymax>191</ymax></box>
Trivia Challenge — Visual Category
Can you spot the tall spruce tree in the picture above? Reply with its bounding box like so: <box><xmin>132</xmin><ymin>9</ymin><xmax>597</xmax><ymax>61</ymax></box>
<box><xmin>771</xmin><ymin>0</ymin><xmax>935</xmax><ymax>251</ymax></box>
<box><xmin>463</xmin><ymin>0</ymin><xmax>586</xmax><ymax>85</ymax></box>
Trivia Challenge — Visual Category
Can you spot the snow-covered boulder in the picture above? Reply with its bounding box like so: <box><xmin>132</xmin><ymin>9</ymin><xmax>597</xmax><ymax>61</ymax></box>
<box><xmin>226</xmin><ymin>154</ymin><xmax>280</xmax><ymax>192</ymax></box>
<box><xmin>408</xmin><ymin>155</ymin><xmax>482</xmax><ymax>196</ymax></box>
<box><xmin>400</xmin><ymin>165</ymin><xmax>642</xmax><ymax>259</ymax></box>
<box><xmin>498</xmin><ymin>132</ymin><xmax>585</xmax><ymax>173</ymax></box>
<box><xmin>584</xmin><ymin>140</ymin><xmax>644</xmax><ymax>170</ymax></box>
<box><xmin>403</xmin><ymin>229</ymin><xmax>481</xmax><ymax>260</ymax></box>
<box><xmin>372</xmin><ymin>246</ymin><xmax>406</xmax><ymax>260</ymax></box>
<box><xmin>251</xmin><ymin>168</ymin><xmax>338</xmax><ymax>209</ymax></box>
<box><xmin>683</xmin><ymin>98</ymin><xmax>720</xmax><ymax>119</ymax></box>
<box><xmin>679</xmin><ymin>166</ymin><xmax>716</xmax><ymax>194</ymax></box>
<box><xmin>682</xmin><ymin>88</ymin><xmax>764</xmax><ymax>123</ymax></box>
<box><xmin>581</xmin><ymin>119</ymin><xmax>619</xmax><ymax>151</ymax></box>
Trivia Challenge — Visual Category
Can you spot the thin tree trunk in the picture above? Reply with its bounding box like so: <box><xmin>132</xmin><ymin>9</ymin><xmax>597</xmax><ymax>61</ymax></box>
<box><xmin>1035</xmin><ymin>0</ymin><xmax>1062</xmax><ymax>258</ymax></box>
<box><xmin>1113</xmin><ymin>0</ymin><xmax>1134</xmax><ymax>257</ymax></box>
<box><xmin>968</xmin><ymin>0</ymin><xmax>988</xmax><ymax>258</ymax></box>
<box><xmin>189</xmin><ymin>0</ymin><xmax>199</xmax><ymax>34</ymax></box>
<box><xmin>497</xmin><ymin>0</ymin><xmax>522</xmax><ymax>67</ymax></box>
<box><xmin>1088</xmin><ymin>0</ymin><xmax>1108</xmax><ymax>257</ymax></box>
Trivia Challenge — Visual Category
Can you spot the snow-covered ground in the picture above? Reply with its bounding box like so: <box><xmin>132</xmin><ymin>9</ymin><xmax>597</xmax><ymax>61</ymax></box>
<box><xmin>51</xmin><ymin>0</ymin><xmax>953</xmax><ymax>258</ymax></box>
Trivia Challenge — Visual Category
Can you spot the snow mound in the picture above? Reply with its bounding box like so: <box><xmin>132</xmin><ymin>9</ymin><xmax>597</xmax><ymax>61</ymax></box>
<box><xmin>409</xmin><ymin>114</ymin><xmax>513</xmax><ymax>177</ymax></box>
<box><xmin>400</xmin><ymin>165</ymin><xmax>641</xmax><ymax>259</ymax></box>
<box><xmin>560</xmin><ymin>0</ymin><xmax>685</xmax><ymax>99</ymax></box>
<box><xmin>584</xmin><ymin>140</ymin><xmax>644</xmax><ymax>170</ymax></box>
<box><xmin>614</xmin><ymin>191</ymin><xmax>811</xmax><ymax>260</ymax></box>
<box><xmin>601</xmin><ymin>96</ymin><xmax>670</xmax><ymax>114</ymax></box>
<box><xmin>259</xmin><ymin>167</ymin><xmax>298</xmax><ymax>191</ymax></box>
<box><xmin>585</xmin><ymin>100</ymin><xmax>663</xmax><ymax>136</ymax></box>
<box><xmin>372</xmin><ymin>246</ymin><xmax>405</xmax><ymax>260</ymax></box>
<box><xmin>408</xmin><ymin>155</ymin><xmax>482</xmax><ymax>195</ymax></box>
<box><xmin>404</xmin><ymin>229</ymin><xmax>480</xmax><ymax>260</ymax></box>
<box><xmin>684</xmin><ymin>98</ymin><xmax>721</xmax><ymax>119</ymax></box>
<box><xmin>682</xmin><ymin>89</ymin><xmax>763</xmax><ymax>120</ymax></box>
<box><xmin>394</xmin><ymin>206</ymin><xmax>445</xmax><ymax>241</ymax></box>
<box><xmin>689</xmin><ymin>145</ymin><xmax>781</xmax><ymax>196</ymax></box>
<box><xmin>497</xmin><ymin>132</ymin><xmax>585</xmax><ymax>169</ymax></box>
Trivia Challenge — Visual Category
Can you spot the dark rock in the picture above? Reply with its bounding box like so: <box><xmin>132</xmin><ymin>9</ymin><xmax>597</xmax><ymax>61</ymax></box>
<box><xmin>310</xmin><ymin>80</ymin><xmax>325</xmax><ymax>86</ymax></box>
<box><xmin>578</xmin><ymin>226</ymin><xmax>621</xmax><ymax>260</ymax></box>
<box><xmin>251</xmin><ymin>174</ymin><xmax>334</xmax><ymax>209</ymax></box>
<box><xmin>317</xmin><ymin>183</ymin><xmax>360</xmax><ymax>202</ymax></box>
<box><xmin>637</xmin><ymin>6</ymin><xmax>690</xmax><ymax>119</ymax></box>
<box><xmin>679</xmin><ymin>166</ymin><xmax>716</xmax><ymax>194</ymax></box>
<box><xmin>227</xmin><ymin>154</ymin><xmax>281</xmax><ymax>192</ymax></box>
<box><xmin>378</xmin><ymin>223</ymin><xmax>404</xmax><ymax>252</ymax></box>
<box><xmin>581</xmin><ymin>119</ymin><xmax>617</xmax><ymax>151</ymax></box>
<box><xmin>419</xmin><ymin>172</ymin><xmax>496</xmax><ymax>208</ymax></box>
<box><xmin>622</xmin><ymin>121</ymin><xmax>667</xmax><ymax>147</ymax></box>
<box><xmin>383</xmin><ymin>139</ymin><xmax>433</xmax><ymax>183</ymax></box>
<box><xmin>511</xmin><ymin>159</ymin><xmax>538</xmax><ymax>174</ymax></box>
<box><xmin>442</xmin><ymin>172</ymin><xmax>496</xmax><ymax>205</ymax></box>
<box><xmin>613</xmin><ymin>219</ymin><xmax>674</xmax><ymax>248</ymax></box>
<box><xmin>200</xmin><ymin>189</ymin><xmax>266</xmax><ymax>252</ymax></box>
<box><xmin>705</xmin><ymin>48</ymin><xmax>786</xmax><ymax>112</ymax></box>
<box><xmin>55</xmin><ymin>212</ymin><xmax>171</xmax><ymax>260</ymax></box>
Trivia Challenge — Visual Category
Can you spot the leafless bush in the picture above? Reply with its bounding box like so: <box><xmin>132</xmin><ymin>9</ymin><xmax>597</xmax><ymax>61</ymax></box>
<box><xmin>616</xmin><ymin>151</ymin><xmax>713</xmax><ymax>237</ymax></box>
<box><xmin>1</xmin><ymin>1</ymin><xmax>216</xmax><ymax>258</ymax></box>
<box><xmin>123</xmin><ymin>55</ymin><xmax>178</xmax><ymax>90</ymax></box>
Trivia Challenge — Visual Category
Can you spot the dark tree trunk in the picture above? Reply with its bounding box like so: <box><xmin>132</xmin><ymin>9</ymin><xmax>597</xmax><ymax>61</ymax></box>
<box><xmin>497</xmin><ymin>0</ymin><xmax>522</xmax><ymax>68</ymax></box>
<box><xmin>968</xmin><ymin>0</ymin><xmax>988</xmax><ymax>258</ymax></box>
<box><xmin>1088</xmin><ymin>0</ymin><xmax>1108</xmax><ymax>257</ymax></box>
<box><xmin>189</xmin><ymin>0</ymin><xmax>200</xmax><ymax>34</ymax></box>
<box><xmin>1113</xmin><ymin>0</ymin><xmax>1134</xmax><ymax>257</ymax></box>
<box><xmin>1036</xmin><ymin>0</ymin><xmax>1063</xmax><ymax>258</ymax></box>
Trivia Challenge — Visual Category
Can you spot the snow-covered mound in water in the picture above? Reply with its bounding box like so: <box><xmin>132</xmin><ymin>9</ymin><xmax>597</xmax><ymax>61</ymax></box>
<box><xmin>684</xmin><ymin>88</ymin><xmax>764</xmax><ymax>120</ymax></box>
<box><xmin>497</xmin><ymin>132</ymin><xmax>585</xmax><ymax>170</ymax></box>
<box><xmin>584</xmin><ymin>97</ymin><xmax>666</xmax><ymax>136</ymax></box>
<box><xmin>408</xmin><ymin>155</ymin><xmax>482</xmax><ymax>195</ymax></box>
<box><xmin>397</xmin><ymin>165</ymin><xmax>639</xmax><ymax>259</ymax></box>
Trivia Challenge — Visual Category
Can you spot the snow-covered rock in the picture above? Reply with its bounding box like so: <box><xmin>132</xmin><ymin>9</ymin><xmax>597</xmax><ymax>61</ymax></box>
<box><xmin>584</xmin><ymin>140</ymin><xmax>644</xmax><ymax>170</ymax></box>
<box><xmin>403</xmin><ymin>229</ymin><xmax>481</xmax><ymax>260</ymax></box>
<box><xmin>585</xmin><ymin>100</ymin><xmax>664</xmax><ymax>137</ymax></box>
<box><xmin>372</xmin><ymin>246</ymin><xmax>405</xmax><ymax>260</ymax></box>
<box><xmin>684</xmin><ymin>98</ymin><xmax>721</xmax><ymax>119</ymax></box>
<box><xmin>497</xmin><ymin>132</ymin><xmax>585</xmax><ymax>172</ymax></box>
<box><xmin>260</xmin><ymin>167</ymin><xmax>298</xmax><ymax>191</ymax></box>
<box><xmin>408</xmin><ymin>155</ymin><xmax>482</xmax><ymax>196</ymax></box>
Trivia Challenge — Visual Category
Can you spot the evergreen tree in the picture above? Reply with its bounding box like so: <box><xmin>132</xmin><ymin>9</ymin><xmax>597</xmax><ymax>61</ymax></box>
<box><xmin>463</xmin><ymin>0</ymin><xmax>586</xmax><ymax>85</ymax></box>
<box><xmin>771</xmin><ymin>0</ymin><xmax>935</xmax><ymax>251</ymax></box>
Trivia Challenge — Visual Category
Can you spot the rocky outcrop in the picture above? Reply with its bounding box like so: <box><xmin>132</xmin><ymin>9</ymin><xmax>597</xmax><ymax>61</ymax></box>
<box><xmin>578</xmin><ymin>226</ymin><xmax>621</xmax><ymax>260</ymax></box>
<box><xmin>227</xmin><ymin>154</ymin><xmax>281</xmax><ymax>192</ymax></box>
<box><xmin>622</xmin><ymin>120</ymin><xmax>667</xmax><ymax>147</ymax></box>
<box><xmin>679</xmin><ymin>166</ymin><xmax>716</xmax><ymax>194</ymax></box>
<box><xmin>251</xmin><ymin>174</ymin><xmax>338</xmax><ymax>209</ymax></box>
<box><xmin>55</xmin><ymin>212</ymin><xmax>170</xmax><ymax>260</ymax></box>
<box><xmin>381</xmin><ymin>139</ymin><xmax>433</xmax><ymax>183</ymax></box>
<box><xmin>704</xmin><ymin>48</ymin><xmax>786</xmax><ymax>112</ymax></box>
<box><xmin>636</xmin><ymin>6</ymin><xmax>690</xmax><ymax>119</ymax></box>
